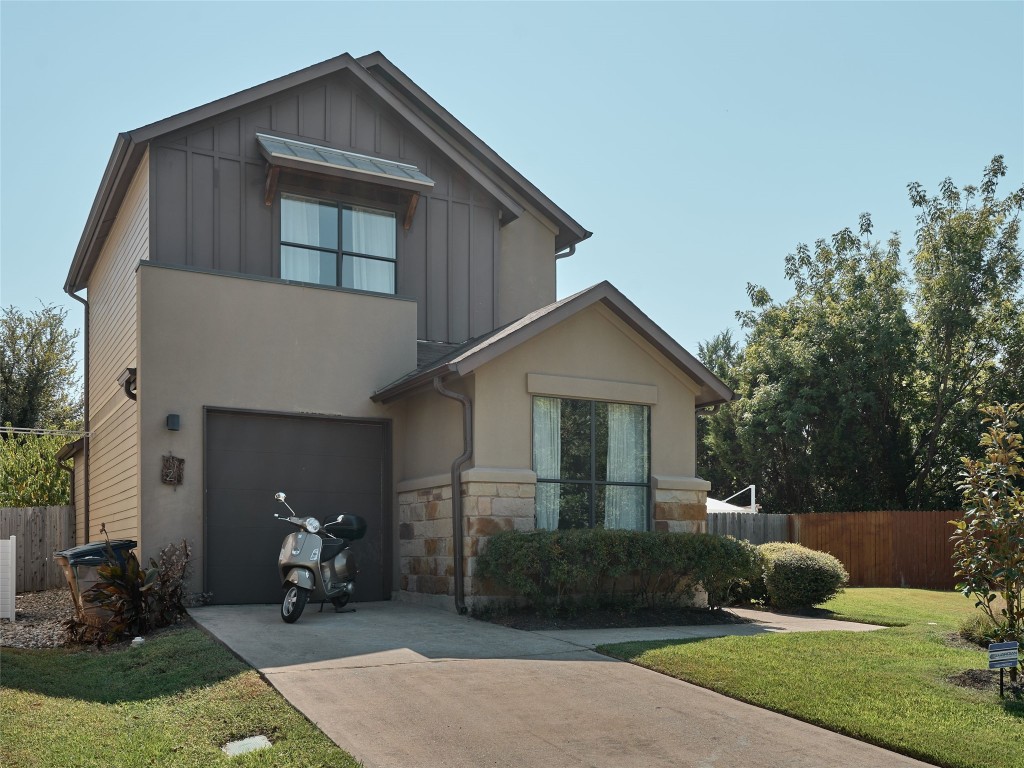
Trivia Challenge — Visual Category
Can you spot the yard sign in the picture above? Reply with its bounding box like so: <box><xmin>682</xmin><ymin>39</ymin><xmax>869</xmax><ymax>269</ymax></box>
<box><xmin>988</xmin><ymin>641</ymin><xmax>1020</xmax><ymax>698</ymax></box>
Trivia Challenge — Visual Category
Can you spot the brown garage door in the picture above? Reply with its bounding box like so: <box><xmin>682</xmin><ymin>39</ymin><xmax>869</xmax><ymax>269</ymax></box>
<box><xmin>205</xmin><ymin>410</ymin><xmax>389</xmax><ymax>604</ymax></box>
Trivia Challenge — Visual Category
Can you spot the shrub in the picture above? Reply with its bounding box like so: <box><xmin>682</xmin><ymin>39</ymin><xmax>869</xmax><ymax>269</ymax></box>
<box><xmin>958</xmin><ymin>612</ymin><xmax>1000</xmax><ymax>647</ymax></box>
<box><xmin>0</xmin><ymin>429</ymin><xmax>72</xmax><ymax>506</ymax></box>
<box><xmin>477</xmin><ymin>529</ymin><xmax>755</xmax><ymax>611</ymax></box>
<box><xmin>759</xmin><ymin>542</ymin><xmax>849</xmax><ymax>609</ymax></box>
<box><xmin>951</xmin><ymin>403</ymin><xmax>1024</xmax><ymax>655</ymax></box>
<box><xmin>66</xmin><ymin>539</ymin><xmax>194</xmax><ymax>645</ymax></box>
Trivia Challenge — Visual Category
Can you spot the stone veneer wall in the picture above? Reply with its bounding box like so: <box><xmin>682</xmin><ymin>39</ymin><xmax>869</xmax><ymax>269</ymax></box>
<box><xmin>398</xmin><ymin>480</ymin><xmax>535</xmax><ymax>600</ymax></box>
<box><xmin>399</xmin><ymin>478</ymin><xmax>707</xmax><ymax>603</ymax></box>
<box><xmin>653</xmin><ymin>486</ymin><xmax>708</xmax><ymax>534</ymax></box>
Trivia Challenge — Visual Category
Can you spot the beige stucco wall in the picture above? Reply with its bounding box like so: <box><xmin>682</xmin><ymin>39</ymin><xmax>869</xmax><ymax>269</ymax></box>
<box><xmin>472</xmin><ymin>302</ymin><xmax>701</xmax><ymax>480</ymax></box>
<box><xmin>85</xmin><ymin>151</ymin><xmax>149</xmax><ymax>544</ymax></box>
<box><xmin>497</xmin><ymin>208</ymin><xmax>557</xmax><ymax>326</ymax></box>
<box><xmin>392</xmin><ymin>377</ymin><xmax>472</xmax><ymax>485</ymax></box>
<box><xmin>136</xmin><ymin>264</ymin><xmax>417</xmax><ymax>578</ymax></box>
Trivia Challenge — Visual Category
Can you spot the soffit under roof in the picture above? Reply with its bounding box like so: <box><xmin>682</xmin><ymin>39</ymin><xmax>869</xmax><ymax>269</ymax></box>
<box><xmin>66</xmin><ymin>53</ymin><xmax>591</xmax><ymax>293</ymax></box>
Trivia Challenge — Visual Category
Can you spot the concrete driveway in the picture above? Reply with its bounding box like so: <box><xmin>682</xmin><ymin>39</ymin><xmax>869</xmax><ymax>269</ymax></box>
<box><xmin>190</xmin><ymin>601</ymin><xmax>933</xmax><ymax>768</ymax></box>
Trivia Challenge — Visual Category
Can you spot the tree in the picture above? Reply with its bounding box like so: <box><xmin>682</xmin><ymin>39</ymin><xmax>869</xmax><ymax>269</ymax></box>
<box><xmin>951</xmin><ymin>403</ymin><xmax>1024</xmax><ymax>667</ymax></box>
<box><xmin>700</xmin><ymin>215</ymin><xmax>918</xmax><ymax>512</ymax></box>
<box><xmin>698</xmin><ymin>157</ymin><xmax>1023</xmax><ymax>514</ymax></box>
<box><xmin>696</xmin><ymin>330</ymin><xmax>745</xmax><ymax>498</ymax></box>
<box><xmin>908</xmin><ymin>156</ymin><xmax>1024</xmax><ymax>508</ymax></box>
<box><xmin>0</xmin><ymin>431</ymin><xmax>72</xmax><ymax>506</ymax></box>
<box><xmin>0</xmin><ymin>304</ymin><xmax>81</xmax><ymax>429</ymax></box>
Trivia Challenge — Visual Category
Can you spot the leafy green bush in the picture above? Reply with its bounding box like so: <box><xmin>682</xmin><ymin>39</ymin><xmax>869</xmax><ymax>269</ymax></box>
<box><xmin>759</xmin><ymin>542</ymin><xmax>849</xmax><ymax>609</ymax></box>
<box><xmin>951</xmin><ymin>403</ymin><xmax>1024</xmax><ymax>652</ymax></box>
<box><xmin>0</xmin><ymin>429</ymin><xmax>72</xmax><ymax>506</ymax></box>
<box><xmin>477</xmin><ymin>529</ymin><xmax>756</xmax><ymax>612</ymax></box>
<box><xmin>82</xmin><ymin>547</ymin><xmax>158</xmax><ymax>641</ymax></box>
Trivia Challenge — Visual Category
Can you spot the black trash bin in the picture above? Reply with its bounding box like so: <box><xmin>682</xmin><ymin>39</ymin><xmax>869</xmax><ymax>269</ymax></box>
<box><xmin>54</xmin><ymin>539</ymin><xmax>137</xmax><ymax>625</ymax></box>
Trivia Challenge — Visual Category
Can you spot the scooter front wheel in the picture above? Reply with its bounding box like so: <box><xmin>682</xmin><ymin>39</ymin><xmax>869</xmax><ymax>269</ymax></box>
<box><xmin>281</xmin><ymin>585</ymin><xmax>309</xmax><ymax>623</ymax></box>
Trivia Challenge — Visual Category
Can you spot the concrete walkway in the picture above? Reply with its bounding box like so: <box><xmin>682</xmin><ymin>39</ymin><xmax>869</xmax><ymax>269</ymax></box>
<box><xmin>190</xmin><ymin>601</ymin><xmax>932</xmax><ymax>768</ymax></box>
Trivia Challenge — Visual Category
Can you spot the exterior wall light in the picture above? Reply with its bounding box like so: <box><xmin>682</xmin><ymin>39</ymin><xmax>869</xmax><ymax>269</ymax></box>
<box><xmin>166</xmin><ymin>414</ymin><xmax>181</xmax><ymax>431</ymax></box>
<box><xmin>118</xmin><ymin>367</ymin><xmax>137</xmax><ymax>401</ymax></box>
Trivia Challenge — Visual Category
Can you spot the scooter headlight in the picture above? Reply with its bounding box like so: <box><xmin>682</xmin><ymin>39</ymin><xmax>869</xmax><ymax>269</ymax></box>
<box><xmin>304</xmin><ymin>517</ymin><xmax>321</xmax><ymax>533</ymax></box>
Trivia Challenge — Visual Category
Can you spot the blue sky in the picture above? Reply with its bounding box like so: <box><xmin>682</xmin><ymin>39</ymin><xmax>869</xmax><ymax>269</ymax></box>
<box><xmin>2</xmin><ymin>1</ymin><xmax>1022</xmax><ymax>369</ymax></box>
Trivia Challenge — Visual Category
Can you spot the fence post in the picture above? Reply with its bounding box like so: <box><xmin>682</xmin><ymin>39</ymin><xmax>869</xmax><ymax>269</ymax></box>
<box><xmin>0</xmin><ymin>536</ymin><xmax>15</xmax><ymax>620</ymax></box>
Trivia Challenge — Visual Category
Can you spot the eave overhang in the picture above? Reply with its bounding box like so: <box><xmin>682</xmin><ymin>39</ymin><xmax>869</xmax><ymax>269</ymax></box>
<box><xmin>359</xmin><ymin>51</ymin><xmax>592</xmax><ymax>254</ymax></box>
<box><xmin>66</xmin><ymin>52</ymin><xmax>591</xmax><ymax>294</ymax></box>
<box><xmin>372</xmin><ymin>281</ymin><xmax>735</xmax><ymax>408</ymax></box>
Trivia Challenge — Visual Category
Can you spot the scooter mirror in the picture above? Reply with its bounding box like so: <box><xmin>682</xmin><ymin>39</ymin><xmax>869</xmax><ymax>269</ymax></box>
<box><xmin>274</xmin><ymin>492</ymin><xmax>286</xmax><ymax>502</ymax></box>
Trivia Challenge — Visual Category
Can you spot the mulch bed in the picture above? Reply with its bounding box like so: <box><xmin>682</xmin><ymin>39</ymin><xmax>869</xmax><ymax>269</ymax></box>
<box><xmin>477</xmin><ymin>604</ymin><xmax>750</xmax><ymax>631</ymax></box>
<box><xmin>946</xmin><ymin>668</ymin><xmax>1023</xmax><ymax>698</ymax></box>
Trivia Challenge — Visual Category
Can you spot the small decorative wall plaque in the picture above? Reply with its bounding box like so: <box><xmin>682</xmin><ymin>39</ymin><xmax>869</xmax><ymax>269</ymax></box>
<box><xmin>161</xmin><ymin>454</ymin><xmax>185</xmax><ymax>487</ymax></box>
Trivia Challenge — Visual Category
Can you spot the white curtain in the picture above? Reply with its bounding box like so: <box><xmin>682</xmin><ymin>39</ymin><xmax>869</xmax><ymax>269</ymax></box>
<box><xmin>347</xmin><ymin>207</ymin><xmax>395</xmax><ymax>292</ymax></box>
<box><xmin>281</xmin><ymin>196</ymin><xmax>331</xmax><ymax>283</ymax></box>
<box><xmin>282</xmin><ymin>195</ymin><xmax>323</xmax><ymax>246</ymax></box>
<box><xmin>533</xmin><ymin>397</ymin><xmax>561</xmax><ymax>530</ymax></box>
<box><xmin>604</xmin><ymin>403</ymin><xmax>647</xmax><ymax>530</ymax></box>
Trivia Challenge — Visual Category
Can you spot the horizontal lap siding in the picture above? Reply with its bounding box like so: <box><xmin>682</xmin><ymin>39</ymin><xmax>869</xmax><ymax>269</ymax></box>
<box><xmin>74</xmin><ymin>453</ymin><xmax>85</xmax><ymax>544</ymax></box>
<box><xmin>87</xmin><ymin>155</ymin><xmax>149</xmax><ymax>544</ymax></box>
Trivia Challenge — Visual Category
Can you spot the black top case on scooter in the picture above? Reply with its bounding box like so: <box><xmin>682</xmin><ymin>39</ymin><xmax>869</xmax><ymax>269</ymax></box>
<box><xmin>322</xmin><ymin>514</ymin><xmax>367</xmax><ymax>542</ymax></box>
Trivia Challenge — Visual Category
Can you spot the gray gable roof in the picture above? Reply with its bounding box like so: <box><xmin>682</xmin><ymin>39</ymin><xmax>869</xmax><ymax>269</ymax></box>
<box><xmin>373</xmin><ymin>281</ymin><xmax>735</xmax><ymax>408</ymax></box>
<box><xmin>66</xmin><ymin>52</ymin><xmax>591</xmax><ymax>293</ymax></box>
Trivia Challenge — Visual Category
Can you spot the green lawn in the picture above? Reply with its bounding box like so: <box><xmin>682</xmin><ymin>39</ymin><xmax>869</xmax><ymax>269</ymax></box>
<box><xmin>600</xmin><ymin>588</ymin><xmax>1023</xmax><ymax>768</ymax></box>
<box><xmin>0</xmin><ymin>626</ymin><xmax>361</xmax><ymax>768</ymax></box>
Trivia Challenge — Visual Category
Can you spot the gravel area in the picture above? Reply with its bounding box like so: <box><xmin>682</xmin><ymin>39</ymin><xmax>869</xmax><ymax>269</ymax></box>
<box><xmin>0</xmin><ymin>588</ymin><xmax>76</xmax><ymax>649</ymax></box>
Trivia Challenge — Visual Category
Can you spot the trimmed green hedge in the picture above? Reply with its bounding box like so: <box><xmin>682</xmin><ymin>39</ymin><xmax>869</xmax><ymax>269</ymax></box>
<box><xmin>758</xmin><ymin>542</ymin><xmax>849</xmax><ymax>609</ymax></box>
<box><xmin>476</xmin><ymin>529</ymin><xmax>758</xmax><ymax>611</ymax></box>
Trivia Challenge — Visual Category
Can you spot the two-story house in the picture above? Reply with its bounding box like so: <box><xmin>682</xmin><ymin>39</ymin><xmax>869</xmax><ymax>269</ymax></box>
<box><xmin>63</xmin><ymin>52</ymin><xmax>732</xmax><ymax>611</ymax></box>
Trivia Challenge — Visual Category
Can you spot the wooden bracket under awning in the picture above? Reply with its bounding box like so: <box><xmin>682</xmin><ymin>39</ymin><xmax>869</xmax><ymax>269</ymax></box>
<box><xmin>265</xmin><ymin>164</ymin><xmax>420</xmax><ymax>231</ymax></box>
<box><xmin>264</xmin><ymin>166</ymin><xmax>280</xmax><ymax>208</ymax></box>
<box><xmin>403</xmin><ymin>193</ymin><xmax>420</xmax><ymax>231</ymax></box>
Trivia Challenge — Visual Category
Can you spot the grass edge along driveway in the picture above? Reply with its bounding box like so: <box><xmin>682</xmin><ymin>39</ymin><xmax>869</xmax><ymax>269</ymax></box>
<box><xmin>600</xmin><ymin>589</ymin><xmax>1023</xmax><ymax>768</ymax></box>
<box><xmin>0</xmin><ymin>626</ymin><xmax>361</xmax><ymax>768</ymax></box>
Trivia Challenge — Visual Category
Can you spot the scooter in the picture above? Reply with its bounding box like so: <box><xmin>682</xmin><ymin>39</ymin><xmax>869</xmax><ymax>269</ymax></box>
<box><xmin>274</xmin><ymin>491</ymin><xmax>366</xmax><ymax>623</ymax></box>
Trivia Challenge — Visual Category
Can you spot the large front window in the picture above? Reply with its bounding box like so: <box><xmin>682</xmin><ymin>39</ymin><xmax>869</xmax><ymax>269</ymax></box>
<box><xmin>533</xmin><ymin>396</ymin><xmax>650</xmax><ymax>531</ymax></box>
<box><xmin>280</xmin><ymin>193</ymin><xmax>396</xmax><ymax>293</ymax></box>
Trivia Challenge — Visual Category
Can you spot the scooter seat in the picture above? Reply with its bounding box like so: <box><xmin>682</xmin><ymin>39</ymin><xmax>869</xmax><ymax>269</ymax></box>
<box><xmin>320</xmin><ymin>539</ymin><xmax>347</xmax><ymax>560</ymax></box>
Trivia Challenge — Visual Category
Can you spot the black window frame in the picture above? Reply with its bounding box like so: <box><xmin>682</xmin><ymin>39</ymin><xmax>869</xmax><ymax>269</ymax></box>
<box><xmin>533</xmin><ymin>396</ymin><xmax>652</xmax><ymax>531</ymax></box>
<box><xmin>276</xmin><ymin>187</ymin><xmax>400</xmax><ymax>295</ymax></box>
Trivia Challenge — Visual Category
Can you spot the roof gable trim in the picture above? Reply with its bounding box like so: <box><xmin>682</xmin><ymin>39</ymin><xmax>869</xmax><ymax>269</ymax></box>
<box><xmin>373</xmin><ymin>282</ymin><xmax>735</xmax><ymax>406</ymax></box>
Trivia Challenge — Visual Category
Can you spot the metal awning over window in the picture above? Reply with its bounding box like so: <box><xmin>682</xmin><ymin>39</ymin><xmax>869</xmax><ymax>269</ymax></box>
<box><xmin>256</xmin><ymin>134</ymin><xmax>434</xmax><ymax>192</ymax></box>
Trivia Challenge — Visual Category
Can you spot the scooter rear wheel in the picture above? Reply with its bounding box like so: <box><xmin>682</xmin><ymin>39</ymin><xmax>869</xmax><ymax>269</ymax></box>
<box><xmin>281</xmin><ymin>585</ymin><xmax>309</xmax><ymax>623</ymax></box>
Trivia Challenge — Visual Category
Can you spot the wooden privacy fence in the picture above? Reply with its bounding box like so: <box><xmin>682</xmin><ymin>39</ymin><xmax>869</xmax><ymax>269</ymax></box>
<box><xmin>706</xmin><ymin>511</ymin><xmax>790</xmax><ymax>545</ymax></box>
<box><xmin>707</xmin><ymin>509</ymin><xmax>959</xmax><ymax>590</ymax></box>
<box><xmin>0</xmin><ymin>506</ymin><xmax>74</xmax><ymax>592</ymax></box>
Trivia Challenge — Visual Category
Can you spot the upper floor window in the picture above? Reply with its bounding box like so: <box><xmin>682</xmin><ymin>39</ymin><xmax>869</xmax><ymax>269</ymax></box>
<box><xmin>533</xmin><ymin>396</ymin><xmax>650</xmax><ymax>531</ymax></box>
<box><xmin>280</xmin><ymin>193</ymin><xmax>397</xmax><ymax>293</ymax></box>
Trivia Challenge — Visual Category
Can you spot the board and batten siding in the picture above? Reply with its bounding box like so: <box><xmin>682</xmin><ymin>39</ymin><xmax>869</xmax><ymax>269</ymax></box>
<box><xmin>149</xmin><ymin>71</ymin><xmax>500</xmax><ymax>345</ymax></box>
<box><xmin>86</xmin><ymin>151</ymin><xmax>149</xmax><ymax>544</ymax></box>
